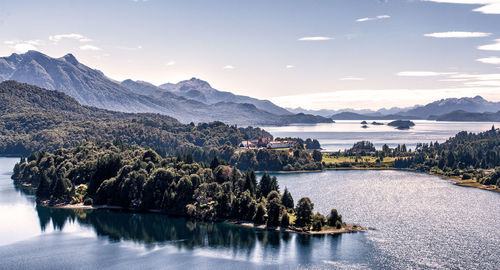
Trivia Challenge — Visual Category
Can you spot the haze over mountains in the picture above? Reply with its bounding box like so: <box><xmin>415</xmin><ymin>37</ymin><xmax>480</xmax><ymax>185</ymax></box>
<box><xmin>0</xmin><ymin>51</ymin><xmax>331</xmax><ymax>126</ymax></box>
<box><xmin>292</xmin><ymin>96</ymin><xmax>500</xmax><ymax>121</ymax></box>
<box><xmin>320</xmin><ymin>96</ymin><xmax>500</xmax><ymax>121</ymax></box>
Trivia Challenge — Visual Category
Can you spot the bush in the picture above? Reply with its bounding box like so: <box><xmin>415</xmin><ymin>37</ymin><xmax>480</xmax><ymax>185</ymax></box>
<box><xmin>83</xmin><ymin>197</ymin><xmax>93</xmax><ymax>205</ymax></box>
<box><xmin>335</xmin><ymin>220</ymin><xmax>342</xmax><ymax>229</ymax></box>
<box><xmin>311</xmin><ymin>213</ymin><xmax>326</xmax><ymax>231</ymax></box>
<box><xmin>254</xmin><ymin>203</ymin><xmax>266</xmax><ymax>224</ymax></box>
<box><xmin>281</xmin><ymin>213</ymin><xmax>290</xmax><ymax>227</ymax></box>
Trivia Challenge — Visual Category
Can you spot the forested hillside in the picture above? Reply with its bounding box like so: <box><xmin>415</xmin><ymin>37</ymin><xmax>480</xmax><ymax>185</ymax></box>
<box><xmin>394</xmin><ymin>127</ymin><xmax>500</xmax><ymax>186</ymax></box>
<box><xmin>0</xmin><ymin>80</ymin><xmax>270</xmax><ymax>156</ymax></box>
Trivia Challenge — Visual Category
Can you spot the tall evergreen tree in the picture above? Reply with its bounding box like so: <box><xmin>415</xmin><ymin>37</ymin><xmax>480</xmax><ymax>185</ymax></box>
<box><xmin>281</xmin><ymin>187</ymin><xmax>294</xmax><ymax>209</ymax></box>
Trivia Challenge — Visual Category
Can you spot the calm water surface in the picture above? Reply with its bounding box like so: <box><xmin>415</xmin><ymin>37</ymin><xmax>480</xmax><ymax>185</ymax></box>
<box><xmin>0</xmin><ymin>157</ymin><xmax>499</xmax><ymax>269</ymax></box>
<box><xmin>261</xmin><ymin>120</ymin><xmax>500</xmax><ymax>151</ymax></box>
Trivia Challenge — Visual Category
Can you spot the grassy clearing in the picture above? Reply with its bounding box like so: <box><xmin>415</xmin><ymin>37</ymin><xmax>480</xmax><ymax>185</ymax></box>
<box><xmin>322</xmin><ymin>155</ymin><xmax>395</xmax><ymax>165</ymax></box>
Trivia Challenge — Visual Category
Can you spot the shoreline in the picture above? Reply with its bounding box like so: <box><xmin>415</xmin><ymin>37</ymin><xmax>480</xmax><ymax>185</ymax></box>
<box><xmin>225</xmin><ymin>220</ymin><xmax>366</xmax><ymax>235</ymax></box>
<box><xmin>43</xmin><ymin>202</ymin><xmax>366</xmax><ymax>236</ymax></box>
<box><xmin>427</xmin><ymin>171</ymin><xmax>500</xmax><ymax>192</ymax></box>
<box><xmin>263</xmin><ymin>167</ymin><xmax>500</xmax><ymax>193</ymax></box>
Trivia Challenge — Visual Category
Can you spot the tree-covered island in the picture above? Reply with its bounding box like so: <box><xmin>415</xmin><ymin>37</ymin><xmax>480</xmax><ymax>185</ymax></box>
<box><xmin>12</xmin><ymin>142</ymin><xmax>363</xmax><ymax>235</ymax></box>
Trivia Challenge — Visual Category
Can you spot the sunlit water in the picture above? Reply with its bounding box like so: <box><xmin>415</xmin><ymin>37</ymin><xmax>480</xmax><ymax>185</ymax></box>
<box><xmin>261</xmin><ymin>120</ymin><xmax>500</xmax><ymax>151</ymax></box>
<box><xmin>0</xmin><ymin>157</ymin><xmax>499</xmax><ymax>269</ymax></box>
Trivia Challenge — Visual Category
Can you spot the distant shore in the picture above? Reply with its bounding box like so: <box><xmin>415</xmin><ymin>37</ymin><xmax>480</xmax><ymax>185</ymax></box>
<box><xmin>260</xmin><ymin>167</ymin><xmax>500</xmax><ymax>193</ymax></box>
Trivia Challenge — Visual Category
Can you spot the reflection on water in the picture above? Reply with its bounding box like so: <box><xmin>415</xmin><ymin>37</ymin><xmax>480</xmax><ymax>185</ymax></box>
<box><xmin>32</xmin><ymin>205</ymin><xmax>363</xmax><ymax>268</ymax></box>
<box><xmin>36</xmin><ymin>206</ymin><xmax>283</xmax><ymax>250</ymax></box>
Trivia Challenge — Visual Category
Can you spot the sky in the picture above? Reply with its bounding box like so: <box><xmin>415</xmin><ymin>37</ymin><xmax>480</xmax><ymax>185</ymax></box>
<box><xmin>1</xmin><ymin>0</ymin><xmax>500</xmax><ymax>110</ymax></box>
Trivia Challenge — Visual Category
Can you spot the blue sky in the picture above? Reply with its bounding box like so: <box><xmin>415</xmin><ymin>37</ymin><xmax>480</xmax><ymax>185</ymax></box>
<box><xmin>1</xmin><ymin>0</ymin><xmax>500</xmax><ymax>110</ymax></box>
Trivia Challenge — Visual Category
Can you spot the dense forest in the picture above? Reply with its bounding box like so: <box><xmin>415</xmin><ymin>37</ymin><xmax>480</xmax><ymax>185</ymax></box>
<box><xmin>392</xmin><ymin>127</ymin><xmax>500</xmax><ymax>186</ymax></box>
<box><xmin>12</xmin><ymin>142</ymin><xmax>343</xmax><ymax>231</ymax></box>
<box><xmin>0</xmin><ymin>80</ymin><xmax>323</xmax><ymax>171</ymax></box>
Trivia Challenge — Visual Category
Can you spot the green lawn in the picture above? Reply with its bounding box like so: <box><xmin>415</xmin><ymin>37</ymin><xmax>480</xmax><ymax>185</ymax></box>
<box><xmin>322</xmin><ymin>155</ymin><xmax>395</xmax><ymax>165</ymax></box>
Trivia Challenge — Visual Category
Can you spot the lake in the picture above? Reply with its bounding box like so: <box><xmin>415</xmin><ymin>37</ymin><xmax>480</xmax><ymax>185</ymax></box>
<box><xmin>261</xmin><ymin>120</ymin><xmax>500</xmax><ymax>151</ymax></box>
<box><xmin>0</xmin><ymin>157</ymin><xmax>498</xmax><ymax>269</ymax></box>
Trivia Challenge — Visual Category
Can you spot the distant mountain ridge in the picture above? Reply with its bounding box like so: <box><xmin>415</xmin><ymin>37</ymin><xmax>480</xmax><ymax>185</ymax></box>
<box><xmin>401</xmin><ymin>96</ymin><xmax>500</xmax><ymax>119</ymax></box>
<box><xmin>434</xmin><ymin>110</ymin><xmax>500</xmax><ymax>122</ymax></box>
<box><xmin>0</xmin><ymin>51</ymin><xmax>329</xmax><ymax>126</ymax></box>
<box><xmin>288</xmin><ymin>106</ymin><xmax>411</xmax><ymax>118</ymax></box>
<box><xmin>328</xmin><ymin>96</ymin><xmax>500</xmax><ymax>121</ymax></box>
<box><xmin>159</xmin><ymin>78</ymin><xmax>291</xmax><ymax>116</ymax></box>
<box><xmin>330</xmin><ymin>112</ymin><xmax>421</xmax><ymax>120</ymax></box>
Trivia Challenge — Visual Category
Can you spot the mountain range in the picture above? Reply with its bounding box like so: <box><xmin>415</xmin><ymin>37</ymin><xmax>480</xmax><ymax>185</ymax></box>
<box><xmin>2</xmin><ymin>50</ymin><xmax>499</xmax><ymax>124</ymax></box>
<box><xmin>0</xmin><ymin>51</ymin><xmax>331</xmax><ymax>126</ymax></box>
<box><xmin>329</xmin><ymin>96</ymin><xmax>500</xmax><ymax>120</ymax></box>
<box><xmin>288</xmin><ymin>107</ymin><xmax>410</xmax><ymax>118</ymax></box>
<box><xmin>404</xmin><ymin>96</ymin><xmax>500</xmax><ymax>119</ymax></box>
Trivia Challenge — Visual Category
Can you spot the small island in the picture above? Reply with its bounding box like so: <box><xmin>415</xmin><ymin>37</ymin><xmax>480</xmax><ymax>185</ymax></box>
<box><xmin>12</xmin><ymin>142</ymin><xmax>364</xmax><ymax>235</ymax></box>
<box><xmin>388</xmin><ymin>120</ymin><xmax>415</xmax><ymax>130</ymax></box>
<box><xmin>360</xmin><ymin>120</ymin><xmax>368</xmax><ymax>124</ymax></box>
<box><xmin>371</xmin><ymin>121</ymin><xmax>384</xmax><ymax>125</ymax></box>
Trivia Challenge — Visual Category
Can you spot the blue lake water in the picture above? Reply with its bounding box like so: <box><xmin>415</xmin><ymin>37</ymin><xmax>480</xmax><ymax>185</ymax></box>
<box><xmin>261</xmin><ymin>120</ymin><xmax>500</xmax><ymax>151</ymax></box>
<box><xmin>0</xmin><ymin>157</ymin><xmax>498</xmax><ymax>269</ymax></box>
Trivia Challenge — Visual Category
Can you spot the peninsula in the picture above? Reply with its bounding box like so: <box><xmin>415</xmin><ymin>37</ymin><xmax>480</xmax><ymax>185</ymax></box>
<box><xmin>12</xmin><ymin>142</ymin><xmax>364</xmax><ymax>235</ymax></box>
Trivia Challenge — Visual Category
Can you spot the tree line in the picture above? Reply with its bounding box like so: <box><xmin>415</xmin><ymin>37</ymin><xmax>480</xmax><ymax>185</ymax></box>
<box><xmin>391</xmin><ymin>127</ymin><xmax>500</xmax><ymax>186</ymax></box>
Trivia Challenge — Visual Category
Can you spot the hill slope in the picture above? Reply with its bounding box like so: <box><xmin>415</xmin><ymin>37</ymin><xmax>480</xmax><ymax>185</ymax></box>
<box><xmin>0</xmin><ymin>80</ymin><xmax>270</xmax><ymax>156</ymax></box>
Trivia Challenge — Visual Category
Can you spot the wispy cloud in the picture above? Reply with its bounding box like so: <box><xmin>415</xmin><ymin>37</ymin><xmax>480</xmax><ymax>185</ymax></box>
<box><xmin>286</xmin><ymin>65</ymin><xmax>295</xmax><ymax>69</ymax></box>
<box><xmin>477</xmin><ymin>56</ymin><xmax>500</xmax><ymax>64</ymax></box>
<box><xmin>166</xmin><ymin>61</ymin><xmax>176</xmax><ymax>66</ymax></box>
<box><xmin>49</xmin><ymin>33</ymin><xmax>91</xmax><ymax>43</ymax></box>
<box><xmin>79</xmin><ymin>44</ymin><xmax>102</xmax><ymax>51</ymax></box>
<box><xmin>298</xmin><ymin>36</ymin><xmax>333</xmax><ymax>41</ymax></box>
<box><xmin>465</xmin><ymin>80</ymin><xmax>500</xmax><ymax>86</ymax></box>
<box><xmin>423</xmin><ymin>1</ymin><xmax>500</xmax><ymax>15</ymax></box>
<box><xmin>397</xmin><ymin>71</ymin><xmax>456</xmax><ymax>77</ymax></box>
<box><xmin>4</xmin><ymin>39</ymin><xmax>41</xmax><ymax>52</ymax></box>
<box><xmin>450</xmin><ymin>73</ymin><xmax>500</xmax><ymax>80</ymax></box>
<box><xmin>440</xmin><ymin>78</ymin><xmax>470</xmax><ymax>82</ymax></box>
<box><xmin>477</xmin><ymin>39</ymin><xmax>500</xmax><ymax>51</ymax></box>
<box><xmin>424</xmin><ymin>31</ymin><xmax>492</xmax><ymax>38</ymax></box>
<box><xmin>356</xmin><ymin>15</ymin><xmax>391</xmax><ymax>22</ymax></box>
<box><xmin>454</xmin><ymin>72</ymin><xmax>500</xmax><ymax>87</ymax></box>
<box><xmin>339</xmin><ymin>77</ymin><xmax>365</xmax><ymax>81</ymax></box>
<box><xmin>223</xmin><ymin>65</ymin><xmax>235</xmax><ymax>69</ymax></box>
